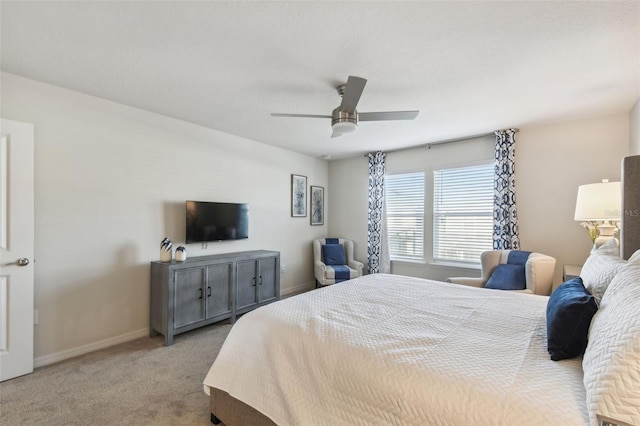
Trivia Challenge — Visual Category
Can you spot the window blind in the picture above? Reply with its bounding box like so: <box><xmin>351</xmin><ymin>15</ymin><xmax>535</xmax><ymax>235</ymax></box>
<box><xmin>386</xmin><ymin>172</ymin><xmax>424</xmax><ymax>261</ymax></box>
<box><xmin>433</xmin><ymin>163</ymin><xmax>493</xmax><ymax>264</ymax></box>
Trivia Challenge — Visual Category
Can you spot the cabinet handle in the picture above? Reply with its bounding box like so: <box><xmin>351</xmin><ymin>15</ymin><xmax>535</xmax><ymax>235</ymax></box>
<box><xmin>259</xmin><ymin>275</ymin><xmax>263</xmax><ymax>285</ymax></box>
<box><xmin>197</xmin><ymin>288</ymin><xmax>203</xmax><ymax>299</ymax></box>
<box><xmin>207</xmin><ymin>286</ymin><xmax>212</xmax><ymax>297</ymax></box>
<box><xmin>252</xmin><ymin>277</ymin><xmax>256</xmax><ymax>287</ymax></box>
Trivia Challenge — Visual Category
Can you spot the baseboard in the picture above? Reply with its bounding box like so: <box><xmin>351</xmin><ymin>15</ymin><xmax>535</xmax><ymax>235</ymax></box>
<box><xmin>282</xmin><ymin>281</ymin><xmax>314</xmax><ymax>298</ymax></box>
<box><xmin>34</xmin><ymin>327</ymin><xmax>149</xmax><ymax>368</ymax></box>
<box><xmin>34</xmin><ymin>283</ymin><xmax>313</xmax><ymax>368</ymax></box>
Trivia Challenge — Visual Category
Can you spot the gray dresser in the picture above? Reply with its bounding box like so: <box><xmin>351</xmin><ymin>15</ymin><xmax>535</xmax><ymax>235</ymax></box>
<box><xmin>150</xmin><ymin>250</ymin><xmax>280</xmax><ymax>345</ymax></box>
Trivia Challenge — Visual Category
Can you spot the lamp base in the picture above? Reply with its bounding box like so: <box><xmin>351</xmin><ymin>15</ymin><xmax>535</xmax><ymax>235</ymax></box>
<box><xmin>598</xmin><ymin>221</ymin><xmax>618</xmax><ymax>238</ymax></box>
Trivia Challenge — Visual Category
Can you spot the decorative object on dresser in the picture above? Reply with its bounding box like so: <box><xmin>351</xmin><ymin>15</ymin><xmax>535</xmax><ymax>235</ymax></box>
<box><xmin>447</xmin><ymin>250</ymin><xmax>556</xmax><ymax>296</ymax></box>
<box><xmin>160</xmin><ymin>237</ymin><xmax>172</xmax><ymax>262</ymax></box>
<box><xmin>574</xmin><ymin>179</ymin><xmax>621</xmax><ymax>250</ymax></box>
<box><xmin>175</xmin><ymin>246</ymin><xmax>187</xmax><ymax>261</ymax></box>
<box><xmin>150</xmin><ymin>250</ymin><xmax>280</xmax><ymax>346</ymax></box>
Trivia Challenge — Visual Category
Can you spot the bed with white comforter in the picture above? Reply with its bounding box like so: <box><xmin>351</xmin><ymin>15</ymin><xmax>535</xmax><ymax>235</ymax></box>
<box><xmin>204</xmin><ymin>274</ymin><xmax>591</xmax><ymax>425</ymax></box>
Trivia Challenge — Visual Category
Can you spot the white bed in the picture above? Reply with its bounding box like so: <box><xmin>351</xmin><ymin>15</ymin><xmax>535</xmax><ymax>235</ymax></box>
<box><xmin>203</xmin><ymin>156</ymin><xmax>640</xmax><ymax>425</ymax></box>
<box><xmin>204</xmin><ymin>274</ymin><xmax>591</xmax><ymax>425</ymax></box>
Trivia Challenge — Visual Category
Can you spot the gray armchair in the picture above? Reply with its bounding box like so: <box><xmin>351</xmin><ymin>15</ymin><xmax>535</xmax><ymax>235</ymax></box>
<box><xmin>313</xmin><ymin>238</ymin><xmax>364</xmax><ymax>287</ymax></box>
<box><xmin>447</xmin><ymin>250</ymin><xmax>556</xmax><ymax>296</ymax></box>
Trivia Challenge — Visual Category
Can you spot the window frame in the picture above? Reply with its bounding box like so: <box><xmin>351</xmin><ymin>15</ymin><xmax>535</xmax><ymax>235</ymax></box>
<box><xmin>432</xmin><ymin>161</ymin><xmax>494</xmax><ymax>267</ymax></box>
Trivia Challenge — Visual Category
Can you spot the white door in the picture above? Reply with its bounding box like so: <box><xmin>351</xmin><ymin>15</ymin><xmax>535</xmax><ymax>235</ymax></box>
<box><xmin>0</xmin><ymin>119</ymin><xmax>35</xmax><ymax>381</ymax></box>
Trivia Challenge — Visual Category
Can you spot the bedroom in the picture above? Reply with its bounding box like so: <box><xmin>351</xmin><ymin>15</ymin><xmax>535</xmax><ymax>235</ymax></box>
<box><xmin>0</xmin><ymin>1</ymin><xmax>639</xmax><ymax>424</ymax></box>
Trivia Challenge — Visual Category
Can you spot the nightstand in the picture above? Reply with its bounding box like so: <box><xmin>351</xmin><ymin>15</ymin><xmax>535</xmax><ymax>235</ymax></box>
<box><xmin>563</xmin><ymin>264</ymin><xmax>582</xmax><ymax>281</ymax></box>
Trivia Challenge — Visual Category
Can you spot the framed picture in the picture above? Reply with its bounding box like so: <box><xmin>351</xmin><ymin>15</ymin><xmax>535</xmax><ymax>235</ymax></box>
<box><xmin>310</xmin><ymin>186</ymin><xmax>324</xmax><ymax>225</ymax></box>
<box><xmin>291</xmin><ymin>174</ymin><xmax>307</xmax><ymax>217</ymax></box>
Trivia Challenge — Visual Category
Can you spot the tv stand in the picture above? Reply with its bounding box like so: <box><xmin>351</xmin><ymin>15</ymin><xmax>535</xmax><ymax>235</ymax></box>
<box><xmin>150</xmin><ymin>250</ymin><xmax>280</xmax><ymax>345</ymax></box>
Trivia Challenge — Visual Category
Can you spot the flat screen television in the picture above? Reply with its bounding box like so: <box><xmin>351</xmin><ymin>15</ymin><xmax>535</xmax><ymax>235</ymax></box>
<box><xmin>185</xmin><ymin>200</ymin><xmax>249</xmax><ymax>243</ymax></box>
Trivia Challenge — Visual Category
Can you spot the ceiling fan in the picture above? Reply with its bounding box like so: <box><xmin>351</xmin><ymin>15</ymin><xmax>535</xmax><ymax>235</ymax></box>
<box><xmin>271</xmin><ymin>76</ymin><xmax>419</xmax><ymax>138</ymax></box>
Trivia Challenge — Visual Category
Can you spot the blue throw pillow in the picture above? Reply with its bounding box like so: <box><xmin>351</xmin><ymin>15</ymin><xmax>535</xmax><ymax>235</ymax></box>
<box><xmin>485</xmin><ymin>264</ymin><xmax>527</xmax><ymax>290</ymax></box>
<box><xmin>322</xmin><ymin>244</ymin><xmax>346</xmax><ymax>266</ymax></box>
<box><xmin>546</xmin><ymin>277</ymin><xmax>598</xmax><ymax>361</ymax></box>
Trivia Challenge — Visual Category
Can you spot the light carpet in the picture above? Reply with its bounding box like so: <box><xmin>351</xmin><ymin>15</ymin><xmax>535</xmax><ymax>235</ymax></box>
<box><xmin>0</xmin><ymin>322</ymin><xmax>232</xmax><ymax>425</ymax></box>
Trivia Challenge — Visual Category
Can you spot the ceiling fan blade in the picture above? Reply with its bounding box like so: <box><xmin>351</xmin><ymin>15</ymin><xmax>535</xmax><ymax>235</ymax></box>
<box><xmin>339</xmin><ymin>76</ymin><xmax>367</xmax><ymax>113</ymax></box>
<box><xmin>271</xmin><ymin>113</ymin><xmax>332</xmax><ymax>119</ymax></box>
<box><xmin>358</xmin><ymin>111</ymin><xmax>420</xmax><ymax>121</ymax></box>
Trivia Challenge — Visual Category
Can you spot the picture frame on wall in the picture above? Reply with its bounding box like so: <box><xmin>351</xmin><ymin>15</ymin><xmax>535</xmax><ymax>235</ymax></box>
<box><xmin>291</xmin><ymin>174</ymin><xmax>307</xmax><ymax>217</ymax></box>
<box><xmin>310</xmin><ymin>186</ymin><xmax>324</xmax><ymax>226</ymax></box>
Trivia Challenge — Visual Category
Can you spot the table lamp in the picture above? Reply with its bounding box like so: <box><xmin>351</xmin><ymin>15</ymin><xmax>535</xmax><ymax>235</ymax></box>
<box><xmin>574</xmin><ymin>179</ymin><xmax>621</xmax><ymax>249</ymax></box>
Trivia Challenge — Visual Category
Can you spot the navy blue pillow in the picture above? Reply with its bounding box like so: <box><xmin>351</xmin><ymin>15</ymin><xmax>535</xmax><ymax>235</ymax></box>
<box><xmin>322</xmin><ymin>244</ymin><xmax>346</xmax><ymax>266</ymax></box>
<box><xmin>546</xmin><ymin>277</ymin><xmax>598</xmax><ymax>361</ymax></box>
<box><xmin>485</xmin><ymin>264</ymin><xmax>527</xmax><ymax>290</ymax></box>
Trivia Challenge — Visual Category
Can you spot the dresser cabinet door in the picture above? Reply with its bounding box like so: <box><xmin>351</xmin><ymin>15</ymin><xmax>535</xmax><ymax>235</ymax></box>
<box><xmin>206</xmin><ymin>263</ymin><xmax>232</xmax><ymax>319</ymax></box>
<box><xmin>258</xmin><ymin>257</ymin><xmax>278</xmax><ymax>303</ymax></box>
<box><xmin>236</xmin><ymin>260</ymin><xmax>258</xmax><ymax>310</ymax></box>
<box><xmin>173</xmin><ymin>268</ymin><xmax>205</xmax><ymax>329</ymax></box>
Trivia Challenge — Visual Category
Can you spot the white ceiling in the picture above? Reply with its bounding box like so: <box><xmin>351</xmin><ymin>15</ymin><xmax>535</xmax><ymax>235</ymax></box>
<box><xmin>1</xmin><ymin>1</ymin><xmax>639</xmax><ymax>159</ymax></box>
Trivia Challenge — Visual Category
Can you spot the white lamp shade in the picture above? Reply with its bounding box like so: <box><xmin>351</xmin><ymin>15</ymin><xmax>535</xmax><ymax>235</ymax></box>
<box><xmin>574</xmin><ymin>181</ymin><xmax>622</xmax><ymax>221</ymax></box>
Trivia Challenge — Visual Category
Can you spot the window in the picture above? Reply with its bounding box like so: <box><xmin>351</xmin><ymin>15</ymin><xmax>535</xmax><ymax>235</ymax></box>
<box><xmin>433</xmin><ymin>163</ymin><xmax>493</xmax><ymax>264</ymax></box>
<box><xmin>386</xmin><ymin>172</ymin><xmax>425</xmax><ymax>261</ymax></box>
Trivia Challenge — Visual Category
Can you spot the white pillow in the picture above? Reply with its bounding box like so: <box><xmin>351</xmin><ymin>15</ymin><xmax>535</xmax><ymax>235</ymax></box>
<box><xmin>580</xmin><ymin>239</ymin><xmax>625</xmax><ymax>305</ymax></box>
<box><xmin>582</xmin><ymin>260</ymin><xmax>640</xmax><ymax>425</ymax></box>
<box><xmin>596</xmin><ymin>238</ymin><xmax>621</xmax><ymax>255</ymax></box>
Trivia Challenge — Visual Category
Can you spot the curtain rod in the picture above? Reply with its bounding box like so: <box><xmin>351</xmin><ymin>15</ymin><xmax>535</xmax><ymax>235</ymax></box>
<box><xmin>364</xmin><ymin>129</ymin><xmax>520</xmax><ymax>157</ymax></box>
<box><xmin>425</xmin><ymin>132</ymin><xmax>495</xmax><ymax>148</ymax></box>
<box><xmin>424</xmin><ymin>128</ymin><xmax>520</xmax><ymax>149</ymax></box>
<box><xmin>363</xmin><ymin>132</ymin><xmax>491</xmax><ymax>158</ymax></box>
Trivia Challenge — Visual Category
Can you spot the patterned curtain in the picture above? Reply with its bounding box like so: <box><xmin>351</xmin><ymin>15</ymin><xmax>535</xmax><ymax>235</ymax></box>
<box><xmin>493</xmin><ymin>129</ymin><xmax>520</xmax><ymax>250</ymax></box>
<box><xmin>367</xmin><ymin>151</ymin><xmax>390</xmax><ymax>274</ymax></box>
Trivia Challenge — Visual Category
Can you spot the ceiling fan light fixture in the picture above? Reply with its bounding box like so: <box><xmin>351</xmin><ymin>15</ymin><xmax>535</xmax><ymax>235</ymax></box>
<box><xmin>271</xmin><ymin>76</ymin><xmax>419</xmax><ymax>138</ymax></box>
<box><xmin>331</xmin><ymin>108</ymin><xmax>358</xmax><ymax>134</ymax></box>
<box><xmin>332</xmin><ymin>121</ymin><xmax>358</xmax><ymax>134</ymax></box>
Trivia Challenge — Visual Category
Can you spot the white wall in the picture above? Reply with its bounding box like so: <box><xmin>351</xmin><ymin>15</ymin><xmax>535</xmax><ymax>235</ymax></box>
<box><xmin>2</xmin><ymin>73</ymin><xmax>327</xmax><ymax>363</ymax></box>
<box><xmin>630</xmin><ymin>98</ymin><xmax>640</xmax><ymax>155</ymax></box>
<box><xmin>329</xmin><ymin>114</ymin><xmax>629</xmax><ymax>287</ymax></box>
<box><xmin>516</xmin><ymin>115</ymin><xmax>629</xmax><ymax>278</ymax></box>
<box><xmin>327</xmin><ymin>156</ymin><xmax>369</xmax><ymax>261</ymax></box>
